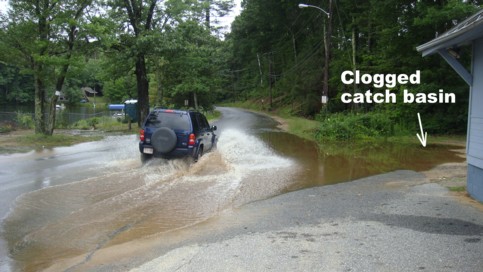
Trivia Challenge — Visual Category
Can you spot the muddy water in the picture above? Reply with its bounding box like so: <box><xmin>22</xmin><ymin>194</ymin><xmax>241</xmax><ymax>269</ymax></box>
<box><xmin>1</xmin><ymin>108</ymin><xmax>465</xmax><ymax>271</ymax></box>
<box><xmin>2</xmin><ymin>130</ymin><xmax>296</xmax><ymax>271</ymax></box>
<box><xmin>259</xmin><ymin>132</ymin><xmax>465</xmax><ymax>192</ymax></box>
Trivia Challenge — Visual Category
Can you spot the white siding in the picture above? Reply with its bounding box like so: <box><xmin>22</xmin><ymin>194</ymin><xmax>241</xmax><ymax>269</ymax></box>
<box><xmin>468</xmin><ymin>38</ymin><xmax>483</xmax><ymax>168</ymax></box>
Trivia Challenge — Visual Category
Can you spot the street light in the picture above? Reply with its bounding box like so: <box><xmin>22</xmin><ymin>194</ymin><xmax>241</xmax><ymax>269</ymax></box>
<box><xmin>299</xmin><ymin>2</ymin><xmax>332</xmax><ymax>104</ymax></box>
<box><xmin>298</xmin><ymin>3</ymin><xmax>330</xmax><ymax>18</ymax></box>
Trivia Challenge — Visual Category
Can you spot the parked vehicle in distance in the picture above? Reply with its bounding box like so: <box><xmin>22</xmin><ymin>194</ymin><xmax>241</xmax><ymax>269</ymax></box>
<box><xmin>139</xmin><ymin>109</ymin><xmax>217</xmax><ymax>162</ymax></box>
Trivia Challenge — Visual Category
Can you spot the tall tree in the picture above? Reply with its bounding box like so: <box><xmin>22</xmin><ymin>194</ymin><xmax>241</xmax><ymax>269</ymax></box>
<box><xmin>104</xmin><ymin>0</ymin><xmax>233</xmax><ymax>118</ymax></box>
<box><xmin>105</xmin><ymin>0</ymin><xmax>160</xmax><ymax>125</ymax></box>
<box><xmin>162</xmin><ymin>20</ymin><xmax>231</xmax><ymax>110</ymax></box>
<box><xmin>227</xmin><ymin>0</ymin><xmax>480</xmax><ymax>132</ymax></box>
<box><xmin>2</xmin><ymin>0</ymin><xmax>93</xmax><ymax>135</ymax></box>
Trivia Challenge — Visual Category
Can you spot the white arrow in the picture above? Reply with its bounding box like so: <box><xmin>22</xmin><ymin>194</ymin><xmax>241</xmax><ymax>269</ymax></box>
<box><xmin>416</xmin><ymin>112</ymin><xmax>427</xmax><ymax>147</ymax></box>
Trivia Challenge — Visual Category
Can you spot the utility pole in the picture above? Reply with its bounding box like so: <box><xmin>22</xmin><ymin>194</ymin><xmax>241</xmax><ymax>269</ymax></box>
<box><xmin>351</xmin><ymin>17</ymin><xmax>358</xmax><ymax>110</ymax></box>
<box><xmin>299</xmin><ymin>2</ymin><xmax>332</xmax><ymax>104</ymax></box>
<box><xmin>322</xmin><ymin>0</ymin><xmax>333</xmax><ymax>104</ymax></box>
<box><xmin>268</xmin><ymin>52</ymin><xmax>273</xmax><ymax>110</ymax></box>
<box><xmin>257</xmin><ymin>53</ymin><xmax>263</xmax><ymax>86</ymax></box>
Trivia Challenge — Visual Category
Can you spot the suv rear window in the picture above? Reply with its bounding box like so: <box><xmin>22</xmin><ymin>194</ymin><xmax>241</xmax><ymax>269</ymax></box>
<box><xmin>145</xmin><ymin>111</ymin><xmax>190</xmax><ymax>131</ymax></box>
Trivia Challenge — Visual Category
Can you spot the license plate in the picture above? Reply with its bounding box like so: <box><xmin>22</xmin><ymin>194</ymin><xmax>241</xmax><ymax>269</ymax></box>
<box><xmin>143</xmin><ymin>147</ymin><xmax>154</xmax><ymax>154</ymax></box>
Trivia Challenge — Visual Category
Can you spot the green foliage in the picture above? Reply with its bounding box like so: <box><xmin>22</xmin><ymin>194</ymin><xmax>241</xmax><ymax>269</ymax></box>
<box><xmin>15</xmin><ymin>112</ymin><xmax>34</xmax><ymax>129</ymax></box>
<box><xmin>2</xmin><ymin>0</ymin><xmax>96</xmax><ymax>135</ymax></box>
<box><xmin>0</xmin><ymin>63</ymin><xmax>34</xmax><ymax>104</ymax></box>
<box><xmin>448</xmin><ymin>186</ymin><xmax>466</xmax><ymax>192</ymax></box>
<box><xmin>159</xmin><ymin>20</ymin><xmax>232</xmax><ymax>109</ymax></box>
<box><xmin>227</xmin><ymin>0</ymin><xmax>479</xmax><ymax>135</ymax></box>
<box><xmin>315</xmin><ymin>111</ymin><xmax>406</xmax><ymax>141</ymax></box>
<box><xmin>70</xmin><ymin>116</ymin><xmax>131</xmax><ymax>132</ymax></box>
<box><xmin>72</xmin><ymin>117</ymin><xmax>99</xmax><ymax>130</ymax></box>
<box><xmin>204</xmin><ymin>110</ymin><xmax>222</xmax><ymax>121</ymax></box>
<box><xmin>0</xmin><ymin>122</ymin><xmax>15</xmax><ymax>133</ymax></box>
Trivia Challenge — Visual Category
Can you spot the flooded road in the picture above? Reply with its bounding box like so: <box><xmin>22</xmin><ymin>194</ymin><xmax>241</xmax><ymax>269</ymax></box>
<box><xmin>0</xmin><ymin>107</ymin><xmax>465</xmax><ymax>271</ymax></box>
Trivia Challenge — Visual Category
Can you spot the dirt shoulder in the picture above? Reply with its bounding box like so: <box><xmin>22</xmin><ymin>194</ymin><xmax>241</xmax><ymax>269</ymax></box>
<box><xmin>421</xmin><ymin>149</ymin><xmax>482</xmax><ymax>210</ymax></box>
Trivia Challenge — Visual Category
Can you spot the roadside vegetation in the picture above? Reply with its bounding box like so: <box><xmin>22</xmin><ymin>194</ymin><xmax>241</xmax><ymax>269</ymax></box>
<box><xmin>0</xmin><ymin>0</ymin><xmax>475</xmax><ymax>148</ymax></box>
<box><xmin>0</xmin><ymin>131</ymin><xmax>104</xmax><ymax>154</ymax></box>
<box><xmin>0</xmin><ymin>107</ymin><xmax>222</xmax><ymax>153</ymax></box>
<box><xmin>220</xmin><ymin>105</ymin><xmax>467</xmax><ymax>155</ymax></box>
<box><xmin>223</xmin><ymin>0</ymin><xmax>474</xmax><ymax>145</ymax></box>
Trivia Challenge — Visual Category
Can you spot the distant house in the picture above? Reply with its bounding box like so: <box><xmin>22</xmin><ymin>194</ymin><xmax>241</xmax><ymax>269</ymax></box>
<box><xmin>82</xmin><ymin>87</ymin><xmax>97</xmax><ymax>97</ymax></box>
<box><xmin>58</xmin><ymin>91</ymin><xmax>68</xmax><ymax>102</ymax></box>
<box><xmin>417</xmin><ymin>9</ymin><xmax>483</xmax><ymax>202</ymax></box>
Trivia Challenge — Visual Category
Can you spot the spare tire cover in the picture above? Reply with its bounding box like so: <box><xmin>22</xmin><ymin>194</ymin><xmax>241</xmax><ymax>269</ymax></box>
<box><xmin>151</xmin><ymin>127</ymin><xmax>177</xmax><ymax>153</ymax></box>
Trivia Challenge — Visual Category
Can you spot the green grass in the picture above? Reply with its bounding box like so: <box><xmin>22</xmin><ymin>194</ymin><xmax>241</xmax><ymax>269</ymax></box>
<box><xmin>205</xmin><ymin>110</ymin><xmax>222</xmax><ymax>122</ymax></box>
<box><xmin>448</xmin><ymin>186</ymin><xmax>466</xmax><ymax>192</ymax></box>
<box><xmin>283</xmin><ymin>116</ymin><xmax>318</xmax><ymax>141</ymax></box>
<box><xmin>219</xmin><ymin>101</ymin><xmax>466</xmax><ymax>157</ymax></box>
<box><xmin>71</xmin><ymin>116</ymin><xmax>137</xmax><ymax>133</ymax></box>
<box><xmin>17</xmin><ymin>133</ymin><xmax>104</xmax><ymax>149</ymax></box>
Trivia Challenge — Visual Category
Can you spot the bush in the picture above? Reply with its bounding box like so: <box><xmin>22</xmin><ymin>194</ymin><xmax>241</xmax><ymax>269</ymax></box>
<box><xmin>315</xmin><ymin>111</ymin><xmax>405</xmax><ymax>141</ymax></box>
<box><xmin>71</xmin><ymin>116</ymin><xmax>129</xmax><ymax>131</ymax></box>
<box><xmin>72</xmin><ymin>119</ymin><xmax>91</xmax><ymax>130</ymax></box>
<box><xmin>15</xmin><ymin>112</ymin><xmax>34</xmax><ymax>129</ymax></box>
<box><xmin>0</xmin><ymin>122</ymin><xmax>15</xmax><ymax>133</ymax></box>
<box><xmin>88</xmin><ymin>117</ymin><xmax>99</xmax><ymax>129</ymax></box>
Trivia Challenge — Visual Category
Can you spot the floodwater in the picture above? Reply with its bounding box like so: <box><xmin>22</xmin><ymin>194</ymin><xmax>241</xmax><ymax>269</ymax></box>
<box><xmin>0</xmin><ymin>107</ymin><xmax>465</xmax><ymax>271</ymax></box>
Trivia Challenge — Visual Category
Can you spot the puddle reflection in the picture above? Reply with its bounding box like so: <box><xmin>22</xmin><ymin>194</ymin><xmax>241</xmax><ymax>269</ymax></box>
<box><xmin>259</xmin><ymin>131</ymin><xmax>465</xmax><ymax>192</ymax></box>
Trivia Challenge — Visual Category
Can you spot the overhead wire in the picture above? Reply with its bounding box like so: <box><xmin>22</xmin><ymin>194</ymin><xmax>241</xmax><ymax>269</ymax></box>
<box><xmin>229</xmin><ymin>4</ymin><xmax>337</xmax><ymax>92</ymax></box>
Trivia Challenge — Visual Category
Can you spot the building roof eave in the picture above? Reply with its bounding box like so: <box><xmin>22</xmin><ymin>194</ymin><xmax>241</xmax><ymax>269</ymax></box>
<box><xmin>417</xmin><ymin>9</ymin><xmax>483</xmax><ymax>56</ymax></box>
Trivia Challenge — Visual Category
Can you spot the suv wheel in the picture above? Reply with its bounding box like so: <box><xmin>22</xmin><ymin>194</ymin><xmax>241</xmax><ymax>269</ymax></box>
<box><xmin>151</xmin><ymin>127</ymin><xmax>177</xmax><ymax>153</ymax></box>
<box><xmin>193</xmin><ymin>146</ymin><xmax>203</xmax><ymax>162</ymax></box>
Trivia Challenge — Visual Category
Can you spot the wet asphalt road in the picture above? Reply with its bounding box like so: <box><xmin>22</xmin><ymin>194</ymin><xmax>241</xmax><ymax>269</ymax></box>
<box><xmin>0</xmin><ymin>107</ymin><xmax>481</xmax><ymax>271</ymax></box>
<box><xmin>116</xmin><ymin>171</ymin><xmax>483</xmax><ymax>272</ymax></box>
<box><xmin>0</xmin><ymin>107</ymin><xmax>293</xmax><ymax>271</ymax></box>
<box><xmin>0</xmin><ymin>136</ymin><xmax>138</xmax><ymax>272</ymax></box>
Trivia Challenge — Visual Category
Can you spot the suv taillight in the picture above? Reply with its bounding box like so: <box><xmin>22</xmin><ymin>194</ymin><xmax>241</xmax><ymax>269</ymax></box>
<box><xmin>140</xmin><ymin>129</ymin><xmax>145</xmax><ymax>141</ymax></box>
<box><xmin>188</xmin><ymin>133</ymin><xmax>195</xmax><ymax>146</ymax></box>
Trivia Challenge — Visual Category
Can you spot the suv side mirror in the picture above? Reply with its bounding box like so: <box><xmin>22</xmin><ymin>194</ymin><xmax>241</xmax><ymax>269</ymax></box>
<box><xmin>212</xmin><ymin>125</ymin><xmax>217</xmax><ymax>131</ymax></box>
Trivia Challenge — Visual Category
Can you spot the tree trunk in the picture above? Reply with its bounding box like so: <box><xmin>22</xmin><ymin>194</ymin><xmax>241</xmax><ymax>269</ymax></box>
<box><xmin>155</xmin><ymin>61</ymin><xmax>163</xmax><ymax>107</ymax></box>
<box><xmin>205</xmin><ymin>0</ymin><xmax>211</xmax><ymax>29</ymax></box>
<box><xmin>193</xmin><ymin>91</ymin><xmax>199</xmax><ymax>110</ymax></box>
<box><xmin>33</xmin><ymin>64</ymin><xmax>46</xmax><ymax>134</ymax></box>
<box><xmin>34</xmin><ymin>8</ymin><xmax>49</xmax><ymax>135</ymax></box>
<box><xmin>47</xmin><ymin>93</ymin><xmax>59</xmax><ymax>135</ymax></box>
<box><xmin>47</xmin><ymin>33</ymin><xmax>75</xmax><ymax>135</ymax></box>
<box><xmin>135</xmin><ymin>53</ymin><xmax>150</xmax><ymax>126</ymax></box>
<box><xmin>47</xmin><ymin>66</ymin><xmax>69</xmax><ymax>135</ymax></box>
<box><xmin>268</xmin><ymin>53</ymin><xmax>273</xmax><ymax>110</ymax></box>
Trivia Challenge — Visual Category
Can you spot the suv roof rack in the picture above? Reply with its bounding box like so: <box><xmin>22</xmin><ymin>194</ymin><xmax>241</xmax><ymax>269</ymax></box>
<box><xmin>152</xmin><ymin>107</ymin><xmax>200</xmax><ymax>113</ymax></box>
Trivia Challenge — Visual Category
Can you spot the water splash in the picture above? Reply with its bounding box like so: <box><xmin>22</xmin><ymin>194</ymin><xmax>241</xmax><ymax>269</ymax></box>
<box><xmin>2</xmin><ymin>129</ymin><xmax>295</xmax><ymax>271</ymax></box>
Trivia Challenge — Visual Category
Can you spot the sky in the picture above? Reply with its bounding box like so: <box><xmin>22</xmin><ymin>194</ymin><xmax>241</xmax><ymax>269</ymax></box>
<box><xmin>0</xmin><ymin>0</ymin><xmax>242</xmax><ymax>30</ymax></box>
<box><xmin>219</xmin><ymin>0</ymin><xmax>242</xmax><ymax>32</ymax></box>
<box><xmin>0</xmin><ymin>1</ymin><xmax>7</xmax><ymax>14</ymax></box>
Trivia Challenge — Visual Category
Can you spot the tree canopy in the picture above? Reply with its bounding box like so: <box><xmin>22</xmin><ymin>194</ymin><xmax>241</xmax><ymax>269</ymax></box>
<box><xmin>226</xmin><ymin>0</ymin><xmax>481</xmax><ymax>133</ymax></box>
<box><xmin>1</xmin><ymin>0</ymin><xmax>480</xmax><ymax>135</ymax></box>
<box><xmin>0</xmin><ymin>0</ymin><xmax>234</xmax><ymax>132</ymax></box>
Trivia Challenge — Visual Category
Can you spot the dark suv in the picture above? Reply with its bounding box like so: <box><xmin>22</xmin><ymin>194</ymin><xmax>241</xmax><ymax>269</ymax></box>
<box><xmin>139</xmin><ymin>109</ymin><xmax>217</xmax><ymax>162</ymax></box>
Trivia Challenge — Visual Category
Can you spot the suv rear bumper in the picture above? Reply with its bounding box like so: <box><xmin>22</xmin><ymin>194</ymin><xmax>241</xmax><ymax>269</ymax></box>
<box><xmin>139</xmin><ymin>142</ymin><xmax>195</xmax><ymax>158</ymax></box>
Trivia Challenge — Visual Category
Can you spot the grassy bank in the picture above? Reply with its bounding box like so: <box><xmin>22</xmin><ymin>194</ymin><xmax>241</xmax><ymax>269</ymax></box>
<box><xmin>221</xmin><ymin>101</ymin><xmax>319</xmax><ymax>141</ymax></box>
<box><xmin>220</xmin><ymin>101</ymin><xmax>466</xmax><ymax>149</ymax></box>
<box><xmin>0</xmin><ymin>131</ymin><xmax>104</xmax><ymax>154</ymax></box>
